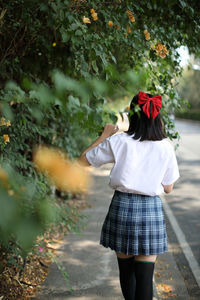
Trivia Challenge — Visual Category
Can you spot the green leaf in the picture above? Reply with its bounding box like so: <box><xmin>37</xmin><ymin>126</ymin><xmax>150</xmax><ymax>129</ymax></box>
<box><xmin>1</xmin><ymin>103</ymin><xmax>13</xmax><ymax>121</ymax></box>
<box><xmin>92</xmin><ymin>61</ymin><xmax>98</xmax><ymax>73</ymax></box>
<box><xmin>75</xmin><ymin>29</ymin><xmax>82</xmax><ymax>36</ymax></box>
<box><xmin>61</xmin><ymin>30</ymin><xmax>70</xmax><ymax>43</ymax></box>
<box><xmin>179</xmin><ymin>0</ymin><xmax>187</xmax><ymax>8</ymax></box>
<box><xmin>70</xmin><ymin>23</ymin><xmax>79</xmax><ymax>31</ymax></box>
<box><xmin>68</xmin><ymin>95</ymin><xmax>80</xmax><ymax>110</ymax></box>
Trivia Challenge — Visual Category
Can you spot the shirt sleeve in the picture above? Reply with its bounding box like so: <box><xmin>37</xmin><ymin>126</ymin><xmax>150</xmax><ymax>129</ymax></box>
<box><xmin>161</xmin><ymin>147</ymin><xmax>180</xmax><ymax>185</ymax></box>
<box><xmin>85</xmin><ymin>137</ymin><xmax>115</xmax><ymax>168</ymax></box>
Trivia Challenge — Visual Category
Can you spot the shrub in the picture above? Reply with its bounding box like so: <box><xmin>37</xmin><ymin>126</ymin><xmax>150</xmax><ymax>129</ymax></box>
<box><xmin>175</xmin><ymin>109</ymin><xmax>200</xmax><ymax>122</ymax></box>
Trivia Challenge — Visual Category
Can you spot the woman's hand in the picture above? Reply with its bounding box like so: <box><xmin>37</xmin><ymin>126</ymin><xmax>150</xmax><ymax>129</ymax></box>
<box><xmin>162</xmin><ymin>183</ymin><xmax>174</xmax><ymax>194</ymax></box>
<box><xmin>101</xmin><ymin>123</ymin><xmax>119</xmax><ymax>138</ymax></box>
<box><xmin>79</xmin><ymin>123</ymin><xmax>119</xmax><ymax>166</ymax></box>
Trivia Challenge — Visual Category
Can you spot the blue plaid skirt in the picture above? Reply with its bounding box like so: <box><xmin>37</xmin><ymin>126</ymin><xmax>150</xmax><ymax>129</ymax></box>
<box><xmin>100</xmin><ymin>190</ymin><xmax>168</xmax><ymax>255</ymax></box>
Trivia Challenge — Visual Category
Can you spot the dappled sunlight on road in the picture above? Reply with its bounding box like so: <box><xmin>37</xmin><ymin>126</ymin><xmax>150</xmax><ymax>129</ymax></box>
<box><xmin>61</xmin><ymin>256</ymin><xmax>87</xmax><ymax>267</ymax></box>
<box><xmin>73</xmin><ymin>239</ymin><xmax>98</xmax><ymax>249</ymax></box>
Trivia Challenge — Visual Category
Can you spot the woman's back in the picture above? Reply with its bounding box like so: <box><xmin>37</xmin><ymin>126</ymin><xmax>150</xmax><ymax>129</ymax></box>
<box><xmin>86</xmin><ymin>132</ymin><xmax>179</xmax><ymax>196</ymax></box>
<box><xmin>80</xmin><ymin>91</ymin><xmax>180</xmax><ymax>300</ymax></box>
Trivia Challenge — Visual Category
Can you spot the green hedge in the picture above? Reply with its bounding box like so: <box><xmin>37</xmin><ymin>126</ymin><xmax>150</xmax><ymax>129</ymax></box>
<box><xmin>1</xmin><ymin>0</ymin><xmax>200</xmax><ymax>280</ymax></box>
<box><xmin>175</xmin><ymin>109</ymin><xmax>200</xmax><ymax>121</ymax></box>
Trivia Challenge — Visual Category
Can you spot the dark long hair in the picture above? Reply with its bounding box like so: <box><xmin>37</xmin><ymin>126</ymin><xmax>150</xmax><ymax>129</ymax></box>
<box><xmin>125</xmin><ymin>93</ymin><xmax>166</xmax><ymax>141</ymax></box>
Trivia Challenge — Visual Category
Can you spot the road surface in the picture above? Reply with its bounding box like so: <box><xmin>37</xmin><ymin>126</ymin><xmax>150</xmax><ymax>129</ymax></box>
<box><xmin>165</xmin><ymin>119</ymin><xmax>200</xmax><ymax>299</ymax></box>
<box><xmin>35</xmin><ymin>117</ymin><xmax>200</xmax><ymax>299</ymax></box>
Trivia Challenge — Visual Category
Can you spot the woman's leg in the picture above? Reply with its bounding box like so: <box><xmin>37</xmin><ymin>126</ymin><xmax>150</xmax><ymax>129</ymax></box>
<box><xmin>116</xmin><ymin>252</ymin><xmax>136</xmax><ymax>300</ymax></box>
<box><xmin>116</xmin><ymin>252</ymin><xmax>135</xmax><ymax>259</ymax></box>
<box><xmin>134</xmin><ymin>254</ymin><xmax>157</xmax><ymax>300</ymax></box>
<box><xmin>134</xmin><ymin>254</ymin><xmax>157</xmax><ymax>262</ymax></box>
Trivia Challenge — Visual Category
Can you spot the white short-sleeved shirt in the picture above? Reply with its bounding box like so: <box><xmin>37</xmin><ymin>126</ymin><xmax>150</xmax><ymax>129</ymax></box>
<box><xmin>86</xmin><ymin>132</ymin><xmax>180</xmax><ymax>196</ymax></box>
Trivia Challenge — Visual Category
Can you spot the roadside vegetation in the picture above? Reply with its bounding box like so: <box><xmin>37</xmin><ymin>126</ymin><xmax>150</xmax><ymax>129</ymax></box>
<box><xmin>0</xmin><ymin>1</ymin><xmax>200</xmax><ymax>298</ymax></box>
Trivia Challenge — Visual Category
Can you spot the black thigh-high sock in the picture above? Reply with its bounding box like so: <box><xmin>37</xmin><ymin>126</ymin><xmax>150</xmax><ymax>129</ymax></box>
<box><xmin>117</xmin><ymin>256</ymin><xmax>136</xmax><ymax>300</ymax></box>
<box><xmin>134</xmin><ymin>261</ymin><xmax>155</xmax><ymax>300</ymax></box>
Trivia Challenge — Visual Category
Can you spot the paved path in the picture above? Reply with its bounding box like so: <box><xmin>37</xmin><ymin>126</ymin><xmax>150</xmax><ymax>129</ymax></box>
<box><xmin>172</xmin><ymin>119</ymin><xmax>200</xmax><ymax>264</ymax></box>
<box><xmin>34</xmin><ymin>163</ymin><xmax>190</xmax><ymax>300</ymax></box>
<box><xmin>34</xmin><ymin>118</ymin><xmax>200</xmax><ymax>300</ymax></box>
<box><xmin>163</xmin><ymin>119</ymin><xmax>200</xmax><ymax>299</ymax></box>
<box><xmin>34</xmin><ymin>165</ymin><xmax>124</xmax><ymax>299</ymax></box>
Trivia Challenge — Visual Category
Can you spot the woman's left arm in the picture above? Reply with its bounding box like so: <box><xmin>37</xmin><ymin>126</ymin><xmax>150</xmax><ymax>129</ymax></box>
<box><xmin>78</xmin><ymin>124</ymin><xmax>119</xmax><ymax>166</ymax></box>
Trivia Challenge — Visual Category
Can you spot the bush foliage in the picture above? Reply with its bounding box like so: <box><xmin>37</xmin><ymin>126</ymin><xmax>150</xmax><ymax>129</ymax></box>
<box><xmin>176</xmin><ymin>109</ymin><xmax>200</xmax><ymax>121</ymax></box>
<box><xmin>0</xmin><ymin>0</ymin><xmax>200</xmax><ymax>279</ymax></box>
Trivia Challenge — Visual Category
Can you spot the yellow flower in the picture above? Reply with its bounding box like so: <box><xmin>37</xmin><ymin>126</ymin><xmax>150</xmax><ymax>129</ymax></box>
<box><xmin>6</xmin><ymin>120</ymin><xmax>11</xmax><ymax>127</ymax></box>
<box><xmin>126</xmin><ymin>10</ymin><xmax>135</xmax><ymax>22</ymax></box>
<box><xmin>155</xmin><ymin>43</ymin><xmax>169</xmax><ymax>58</ymax></box>
<box><xmin>146</xmin><ymin>34</ymin><xmax>150</xmax><ymax>40</ymax></box>
<box><xmin>108</xmin><ymin>21</ymin><xmax>113</xmax><ymax>27</ymax></box>
<box><xmin>3</xmin><ymin>134</ymin><xmax>10</xmax><ymax>144</ymax></box>
<box><xmin>159</xmin><ymin>52</ymin><xmax>166</xmax><ymax>58</ymax></box>
<box><xmin>83</xmin><ymin>16</ymin><xmax>91</xmax><ymax>24</ymax></box>
<box><xmin>126</xmin><ymin>10</ymin><xmax>132</xmax><ymax>16</ymax></box>
<box><xmin>52</xmin><ymin>42</ymin><xmax>56</xmax><ymax>47</ymax></box>
<box><xmin>165</xmin><ymin>47</ymin><xmax>169</xmax><ymax>56</ymax></box>
<box><xmin>144</xmin><ymin>30</ymin><xmax>150</xmax><ymax>41</ymax></box>
<box><xmin>0</xmin><ymin>117</ymin><xmax>6</xmax><ymax>126</ymax></box>
<box><xmin>33</xmin><ymin>146</ymin><xmax>91</xmax><ymax>193</ymax></box>
<box><xmin>90</xmin><ymin>8</ymin><xmax>95</xmax><ymax>14</ymax></box>
<box><xmin>144</xmin><ymin>29</ymin><xmax>150</xmax><ymax>40</ymax></box>
<box><xmin>0</xmin><ymin>118</ymin><xmax>11</xmax><ymax>126</ymax></box>
<box><xmin>10</xmin><ymin>101</ymin><xmax>14</xmax><ymax>106</ymax></box>
<box><xmin>129</xmin><ymin>15</ymin><xmax>135</xmax><ymax>22</ymax></box>
<box><xmin>0</xmin><ymin>166</ymin><xmax>8</xmax><ymax>187</ymax></box>
<box><xmin>8</xmin><ymin>190</ymin><xmax>14</xmax><ymax>196</ymax></box>
<box><xmin>92</xmin><ymin>12</ymin><xmax>98</xmax><ymax>21</ymax></box>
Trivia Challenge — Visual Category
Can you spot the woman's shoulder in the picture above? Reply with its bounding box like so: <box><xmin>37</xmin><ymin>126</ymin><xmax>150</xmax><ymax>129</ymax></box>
<box><xmin>109</xmin><ymin>133</ymin><xmax>175</xmax><ymax>149</ymax></box>
<box><xmin>109</xmin><ymin>132</ymin><xmax>133</xmax><ymax>142</ymax></box>
<box><xmin>159</xmin><ymin>138</ymin><xmax>174</xmax><ymax>148</ymax></box>
<box><xmin>107</xmin><ymin>132</ymin><xmax>132</xmax><ymax>147</ymax></box>
<box><xmin>153</xmin><ymin>138</ymin><xmax>176</xmax><ymax>155</ymax></box>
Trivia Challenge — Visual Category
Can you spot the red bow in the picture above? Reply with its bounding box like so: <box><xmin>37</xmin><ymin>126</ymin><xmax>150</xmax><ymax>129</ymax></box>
<box><xmin>138</xmin><ymin>91</ymin><xmax>162</xmax><ymax>120</ymax></box>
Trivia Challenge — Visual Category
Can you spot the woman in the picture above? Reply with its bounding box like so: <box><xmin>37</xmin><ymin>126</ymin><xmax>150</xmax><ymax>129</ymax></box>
<box><xmin>79</xmin><ymin>91</ymin><xmax>180</xmax><ymax>300</ymax></box>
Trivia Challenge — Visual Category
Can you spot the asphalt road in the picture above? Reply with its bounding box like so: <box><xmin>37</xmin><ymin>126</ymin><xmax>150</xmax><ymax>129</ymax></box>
<box><xmin>165</xmin><ymin>119</ymin><xmax>200</xmax><ymax>298</ymax></box>
<box><xmin>117</xmin><ymin>115</ymin><xmax>200</xmax><ymax>298</ymax></box>
<box><xmin>35</xmin><ymin>117</ymin><xmax>200</xmax><ymax>300</ymax></box>
<box><xmin>170</xmin><ymin>119</ymin><xmax>200</xmax><ymax>266</ymax></box>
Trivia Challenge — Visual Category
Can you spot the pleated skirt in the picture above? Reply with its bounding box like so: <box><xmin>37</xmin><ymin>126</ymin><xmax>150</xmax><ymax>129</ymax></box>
<box><xmin>100</xmin><ymin>190</ymin><xmax>168</xmax><ymax>255</ymax></box>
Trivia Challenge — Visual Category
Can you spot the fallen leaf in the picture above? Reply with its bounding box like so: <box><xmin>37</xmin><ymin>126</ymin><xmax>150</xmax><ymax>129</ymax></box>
<box><xmin>163</xmin><ymin>284</ymin><xmax>172</xmax><ymax>293</ymax></box>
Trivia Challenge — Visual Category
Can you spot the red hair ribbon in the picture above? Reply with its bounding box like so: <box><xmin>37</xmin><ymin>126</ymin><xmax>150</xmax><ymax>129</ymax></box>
<box><xmin>138</xmin><ymin>91</ymin><xmax>162</xmax><ymax>120</ymax></box>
